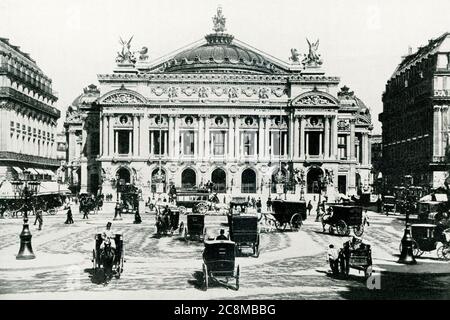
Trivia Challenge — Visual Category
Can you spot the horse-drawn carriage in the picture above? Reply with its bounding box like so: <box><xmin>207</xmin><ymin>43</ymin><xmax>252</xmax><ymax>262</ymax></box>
<box><xmin>155</xmin><ymin>205</ymin><xmax>182</xmax><ymax>236</ymax></box>
<box><xmin>322</xmin><ymin>205</ymin><xmax>365</xmax><ymax>236</ymax></box>
<box><xmin>399</xmin><ymin>224</ymin><xmax>450</xmax><ymax>260</ymax></box>
<box><xmin>382</xmin><ymin>195</ymin><xmax>396</xmax><ymax>215</ymax></box>
<box><xmin>202</xmin><ymin>240</ymin><xmax>240</xmax><ymax>291</ymax></box>
<box><xmin>176</xmin><ymin>188</ymin><xmax>217</xmax><ymax>214</ymax></box>
<box><xmin>229</xmin><ymin>215</ymin><xmax>260</xmax><ymax>257</ymax></box>
<box><xmin>117</xmin><ymin>184</ymin><xmax>139</xmax><ymax>214</ymax></box>
<box><xmin>227</xmin><ymin>198</ymin><xmax>248</xmax><ymax>225</ymax></box>
<box><xmin>92</xmin><ymin>233</ymin><xmax>124</xmax><ymax>282</ymax></box>
<box><xmin>271</xmin><ymin>200</ymin><xmax>307</xmax><ymax>231</ymax></box>
<box><xmin>183</xmin><ymin>213</ymin><xmax>206</xmax><ymax>241</ymax></box>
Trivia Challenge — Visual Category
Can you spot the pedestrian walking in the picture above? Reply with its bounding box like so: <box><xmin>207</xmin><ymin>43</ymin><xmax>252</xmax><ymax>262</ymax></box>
<box><xmin>256</xmin><ymin>198</ymin><xmax>262</xmax><ymax>213</ymax></box>
<box><xmin>315</xmin><ymin>202</ymin><xmax>321</xmax><ymax>222</ymax></box>
<box><xmin>327</xmin><ymin>244</ymin><xmax>340</xmax><ymax>276</ymax></box>
<box><xmin>113</xmin><ymin>202</ymin><xmax>122</xmax><ymax>220</ymax></box>
<box><xmin>307</xmin><ymin>200</ymin><xmax>313</xmax><ymax>216</ymax></box>
<box><xmin>133</xmin><ymin>209</ymin><xmax>142</xmax><ymax>224</ymax></box>
<box><xmin>35</xmin><ymin>210</ymin><xmax>43</xmax><ymax>230</ymax></box>
<box><xmin>65</xmin><ymin>206</ymin><xmax>74</xmax><ymax>224</ymax></box>
<box><xmin>266</xmin><ymin>196</ymin><xmax>272</xmax><ymax>212</ymax></box>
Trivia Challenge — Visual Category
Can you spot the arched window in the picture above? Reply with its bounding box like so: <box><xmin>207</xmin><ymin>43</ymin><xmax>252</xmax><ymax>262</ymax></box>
<box><xmin>307</xmin><ymin>167</ymin><xmax>323</xmax><ymax>194</ymax></box>
<box><xmin>241</xmin><ymin>168</ymin><xmax>256</xmax><ymax>194</ymax></box>
<box><xmin>211</xmin><ymin>168</ymin><xmax>227</xmax><ymax>193</ymax></box>
<box><xmin>181</xmin><ymin>168</ymin><xmax>196</xmax><ymax>189</ymax></box>
<box><xmin>117</xmin><ymin>167</ymin><xmax>131</xmax><ymax>184</ymax></box>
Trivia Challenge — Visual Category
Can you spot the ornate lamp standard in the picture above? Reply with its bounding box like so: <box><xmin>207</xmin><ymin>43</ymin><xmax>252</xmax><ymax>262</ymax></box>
<box><xmin>397</xmin><ymin>175</ymin><xmax>417</xmax><ymax>264</ymax></box>
<box><xmin>12</xmin><ymin>170</ymin><xmax>41</xmax><ymax>260</ymax></box>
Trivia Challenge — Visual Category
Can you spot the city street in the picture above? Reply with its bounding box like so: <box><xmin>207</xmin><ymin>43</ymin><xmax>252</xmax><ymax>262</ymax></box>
<box><xmin>1</xmin><ymin>204</ymin><xmax>450</xmax><ymax>300</ymax></box>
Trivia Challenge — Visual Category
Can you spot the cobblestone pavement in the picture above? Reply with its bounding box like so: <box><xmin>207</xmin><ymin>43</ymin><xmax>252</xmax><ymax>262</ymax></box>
<box><xmin>1</xmin><ymin>208</ymin><xmax>450</xmax><ymax>299</ymax></box>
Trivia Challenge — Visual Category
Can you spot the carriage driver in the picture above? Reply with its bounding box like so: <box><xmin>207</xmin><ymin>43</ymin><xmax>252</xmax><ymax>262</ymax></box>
<box><xmin>100</xmin><ymin>222</ymin><xmax>116</xmax><ymax>250</ymax></box>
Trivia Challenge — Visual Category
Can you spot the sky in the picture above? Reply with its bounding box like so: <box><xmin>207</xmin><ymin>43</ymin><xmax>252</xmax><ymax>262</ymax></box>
<box><xmin>1</xmin><ymin>0</ymin><xmax>450</xmax><ymax>134</ymax></box>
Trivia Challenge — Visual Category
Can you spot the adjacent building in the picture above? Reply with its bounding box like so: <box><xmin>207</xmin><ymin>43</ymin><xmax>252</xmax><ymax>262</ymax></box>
<box><xmin>65</xmin><ymin>8</ymin><xmax>373</xmax><ymax>201</ymax></box>
<box><xmin>380</xmin><ymin>32</ymin><xmax>450</xmax><ymax>189</ymax></box>
<box><xmin>0</xmin><ymin>37</ymin><xmax>60</xmax><ymax>183</ymax></box>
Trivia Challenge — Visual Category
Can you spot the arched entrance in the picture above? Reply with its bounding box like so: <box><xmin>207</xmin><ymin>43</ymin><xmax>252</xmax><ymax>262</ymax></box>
<box><xmin>151</xmin><ymin>168</ymin><xmax>167</xmax><ymax>193</ymax></box>
<box><xmin>117</xmin><ymin>167</ymin><xmax>131</xmax><ymax>184</ymax></box>
<box><xmin>211</xmin><ymin>168</ymin><xmax>226</xmax><ymax>193</ymax></box>
<box><xmin>307</xmin><ymin>167</ymin><xmax>323</xmax><ymax>194</ymax></box>
<box><xmin>241</xmin><ymin>168</ymin><xmax>256</xmax><ymax>194</ymax></box>
<box><xmin>181</xmin><ymin>168</ymin><xmax>196</xmax><ymax>189</ymax></box>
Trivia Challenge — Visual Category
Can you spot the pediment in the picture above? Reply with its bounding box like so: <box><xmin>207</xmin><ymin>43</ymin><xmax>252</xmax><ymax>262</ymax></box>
<box><xmin>98</xmin><ymin>88</ymin><xmax>147</xmax><ymax>105</ymax></box>
<box><xmin>291</xmin><ymin>91</ymin><xmax>339</xmax><ymax>107</ymax></box>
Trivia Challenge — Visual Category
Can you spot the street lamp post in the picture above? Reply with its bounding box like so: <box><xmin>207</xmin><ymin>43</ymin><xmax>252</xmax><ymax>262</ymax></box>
<box><xmin>397</xmin><ymin>175</ymin><xmax>417</xmax><ymax>265</ymax></box>
<box><xmin>12</xmin><ymin>171</ymin><xmax>41</xmax><ymax>260</ymax></box>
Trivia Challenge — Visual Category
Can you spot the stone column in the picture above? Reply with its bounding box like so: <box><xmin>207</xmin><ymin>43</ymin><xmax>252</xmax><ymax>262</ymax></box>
<box><xmin>293</xmin><ymin>116</ymin><xmax>299</xmax><ymax>159</ymax></box>
<box><xmin>300</xmin><ymin>116</ymin><xmax>306</xmax><ymax>160</ymax></box>
<box><xmin>319</xmin><ymin>133</ymin><xmax>323</xmax><ymax>157</ymax></box>
<box><xmin>234</xmin><ymin>116</ymin><xmax>240</xmax><ymax>160</ymax></box>
<box><xmin>228</xmin><ymin>116</ymin><xmax>234</xmax><ymax>161</ymax></box>
<box><xmin>288</xmin><ymin>113</ymin><xmax>294</xmax><ymax>160</ymax></box>
<box><xmin>264</xmin><ymin>116</ymin><xmax>270</xmax><ymax>159</ymax></box>
<box><xmin>350</xmin><ymin>119</ymin><xmax>356</xmax><ymax>160</ymax></box>
<box><xmin>442</xmin><ymin>105</ymin><xmax>448</xmax><ymax>155</ymax></box>
<box><xmin>133</xmin><ymin>115</ymin><xmax>139</xmax><ymax>156</ymax></box>
<box><xmin>198</xmin><ymin>115</ymin><xmax>204</xmax><ymax>160</ymax></box>
<box><xmin>204</xmin><ymin>116</ymin><xmax>210</xmax><ymax>159</ymax></box>
<box><xmin>434</xmin><ymin>105</ymin><xmax>442</xmax><ymax>157</ymax></box>
<box><xmin>168</xmin><ymin>115</ymin><xmax>174</xmax><ymax>159</ymax></box>
<box><xmin>331</xmin><ymin>116</ymin><xmax>338</xmax><ymax>159</ymax></box>
<box><xmin>305</xmin><ymin>132</ymin><xmax>309</xmax><ymax>157</ymax></box>
<box><xmin>108</xmin><ymin>116</ymin><xmax>114</xmax><ymax>156</ymax></box>
<box><xmin>258</xmin><ymin>116</ymin><xmax>264</xmax><ymax>160</ymax></box>
<box><xmin>174</xmin><ymin>116</ymin><xmax>180</xmax><ymax>158</ymax></box>
<box><xmin>99</xmin><ymin>115</ymin><xmax>103</xmax><ymax>157</ymax></box>
<box><xmin>324</xmin><ymin>115</ymin><xmax>330</xmax><ymax>159</ymax></box>
<box><xmin>142</xmin><ymin>114</ymin><xmax>150</xmax><ymax>158</ymax></box>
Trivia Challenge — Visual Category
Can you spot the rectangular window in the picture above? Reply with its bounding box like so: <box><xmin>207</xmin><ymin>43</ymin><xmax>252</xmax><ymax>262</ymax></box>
<box><xmin>150</xmin><ymin>130</ymin><xmax>168</xmax><ymax>155</ymax></box>
<box><xmin>242</xmin><ymin>131</ymin><xmax>256</xmax><ymax>156</ymax></box>
<box><xmin>270</xmin><ymin>131</ymin><xmax>288</xmax><ymax>156</ymax></box>
<box><xmin>308</xmin><ymin>132</ymin><xmax>320</xmax><ymax>155</ymax></box>
<box><xmin>211</xmin><ymin>131</ymin><xmax>226</xmax><ymax>156</ymax></box>
<box><xmin>181</xmin><ymin>131</ymin><xmax>195</xmax><ymax>156</ymax></box>
<box><xmin>10</xmin><ymin>121</ymin><xmax>14</xmax><ymax>127</ymax></box>
<box><xmin>338</xmin><ymin>135</ymin><xmax>347</xmax><ymax>159</ymax></box>
<box><xmin>117</xmin><ymin>130</ymin><xmax>131</xmax><ymax>154</ymax></box>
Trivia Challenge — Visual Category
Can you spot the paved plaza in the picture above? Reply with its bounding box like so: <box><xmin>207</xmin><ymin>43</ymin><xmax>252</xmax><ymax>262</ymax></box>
<box><xmin>1</xmin><ymin>204</ymin><xmax>450</xmax><ymax>299</ymax></box>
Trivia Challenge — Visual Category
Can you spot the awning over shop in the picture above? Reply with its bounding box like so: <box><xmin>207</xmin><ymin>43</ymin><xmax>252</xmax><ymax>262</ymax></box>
<box><xmin>29</xmin><ymin>168</ymin><xmax>40</xmax><ymax>175</ymax></box>
<box><xmin>38</xmin><ymin>181</ymin><xmax>71</xmax><ymax>195</ymax></box>
<box><xmin>12</xmin><ymin>167</ymin><xmax>23</xmax><ymax>174</ymax></box>
<box><xmin>44</xmin><ymin>170</ymin><xmax>55</xmax><ymax>176</ymax></box>
<box><xmin>35</xmin><ymin>169</ymin><xmax>46</xmax><ymax>175</ymax></box>
<box><xmin>0</xmin><ymin>181</ymin><xmax>15</xmax><ymax>199</ymax></box>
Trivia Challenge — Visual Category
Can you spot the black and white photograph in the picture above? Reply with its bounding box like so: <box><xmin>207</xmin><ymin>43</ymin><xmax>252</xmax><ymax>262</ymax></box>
<box><xmin>1</xmin><ymin>0</ymin><xmax>450</xmax><ymax>306</ymax></box>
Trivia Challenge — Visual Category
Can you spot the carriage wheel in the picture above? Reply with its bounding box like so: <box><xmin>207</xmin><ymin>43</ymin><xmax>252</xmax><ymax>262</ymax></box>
<box><xmin>197</xmin><ymin>204</ymin><xmax>208</xmax><ymax>214</ymax></box>
<box><xmin>336</xmin><ymin>220</ymin><xmax>348</xmax><ymax>236</ymax></box>
<box><xmin>290</xmin><ymin>213</ymin><xmax>302</xmax><ymax>231</ymax></box>
<box><xmin>328</xmin><ymin>226</ymin><xmax>335</xmax><ymax>235</ymax></box>
<box><xmin>202</xmin><ymin>263</ymin><xmax>208</xmax><ymax>291</ymax></box>
<box><xmin>354</xmin><ymin>224</ymin><xmax>364</xmax><ymax>237</ymax></box>
<box><xmin>235</xmin><ymin>265</ymin><xmax>240</xmax><ymax>291</ymax></box>
<box><xmin>437</xmin><ymin>244</ymin><xmax>450</xmax><ymax>260</ymax></box>
<box><xmin>178</xmin><ymin>206</ymin><xmax>186</xmax><ymax>215</ymax></box>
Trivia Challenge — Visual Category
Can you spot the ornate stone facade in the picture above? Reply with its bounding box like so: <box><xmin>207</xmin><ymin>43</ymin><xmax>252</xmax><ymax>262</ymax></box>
<box><xmin>65</xmin><ymin>8</ymin><xmax>372</xmax><ymax>201</ymax></box>
<box><xmin>380</xmin><ymin>32</ymin><xmax>450</xmax><ymax>189</ymax></box>
<box><xmin>0</xmin><ymin>37</ymin><xmax>60</xmax><ymax>182</ymax></box>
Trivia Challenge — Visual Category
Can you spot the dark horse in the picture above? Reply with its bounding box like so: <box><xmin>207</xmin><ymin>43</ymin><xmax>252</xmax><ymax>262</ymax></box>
<box><xmin>100</xmin><ymin>242</ymin><xmax>115</xmax><ymax>283</ymax></box>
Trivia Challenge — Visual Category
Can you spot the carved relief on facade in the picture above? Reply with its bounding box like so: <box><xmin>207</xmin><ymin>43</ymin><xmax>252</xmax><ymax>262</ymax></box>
<box><xmin>103</xmin><ymin>93</ymin><xmax>145</xmax><ymax>104</ymax></box>
<box><xmin>151</xmin><ymin>86</ymin><xmax>166</xmax><ymax>96</ymax></box>
<box><xmin>271</xmin><ymin>87</ymin><xmax>286</xmax><ymax>97</ymax></box>
<box><xmin>211</xmin><ymin>115</ymin><xmax>228</xmax><ymax>127</ymax></box>
<box><xmin>295</xmin><ymin>94</ymin><xmax>335</xmax><ymax>106</ymax></box>
<box><xmin>258</xmin><ymin>87</ymin><xmax>270</xmax><ymax>100</ymax></box>
<box><xmin>227</xmin><ymin>87</ymin><xmax>239</xmax><ymax>101</ymax></box>
<box><xmin>181</xmin><ymin>86</ymin><xmax>197</xmax><ymax>97</ymax></box>
<box><xmin>212</xmin><ymin>87</ymin><xmax>225</xmax><ymax>97</ymax></box>
<box><xmin>241</xmin><ymin>87</ymin><xmax>256</xmax><ymax>97</ymax></box>
<box><xmin>337</xmin><ymin>119</ymin><xmax>350</xmax><ymax>131</ymax></box>
<box><xmin>306</xmin><ymin>116</ymin><xmax>324</xmax><ymax>128</ymax></box>
<box><xmin>167</xmin><ymin>86</ymin><xmax>179</xmax><ymax>100</ymax></box>
<box><xmin>270</xmin><ymin>116</ymin><xmax>288</xmax><ymax>128</ymax></box>
<box><xmin>241</xmin><ymin>116</ymin><xmax>258</xmax><ymax>128</ymax></box>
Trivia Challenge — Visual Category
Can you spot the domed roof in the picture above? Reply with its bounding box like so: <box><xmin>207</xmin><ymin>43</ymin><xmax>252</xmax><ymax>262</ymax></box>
<box><xmin>163</xmin><ymin>33</ymin><xmax>281</xmax><ymax>74</ymax></box>
<box><xmin>71</xmin><ymin>84</ymin><xmax>100</xmax><ymax>108</ymax></box>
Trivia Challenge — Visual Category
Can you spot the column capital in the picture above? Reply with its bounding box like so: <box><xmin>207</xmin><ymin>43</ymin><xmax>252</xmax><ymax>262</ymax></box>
<box><xmin>167</xmin><ymin>114</ymin><xmax>177</xmax><ymax>118</ymax></box>
<box><xmin>442</xmin><ymin>105</ymin><xmax>449</xmax><ymax>111</ymax></box>
<box><xmin>434</xmin><ymin>105</ymin><xmax>442</xmax><ymax>111</ymax></box>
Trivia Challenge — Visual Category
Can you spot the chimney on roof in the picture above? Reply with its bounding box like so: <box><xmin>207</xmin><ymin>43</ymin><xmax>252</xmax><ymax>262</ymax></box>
<box><xmin>408</xmin><ymin>46</ymin><xmax>413</xmax><ymax>55</ymax></box>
